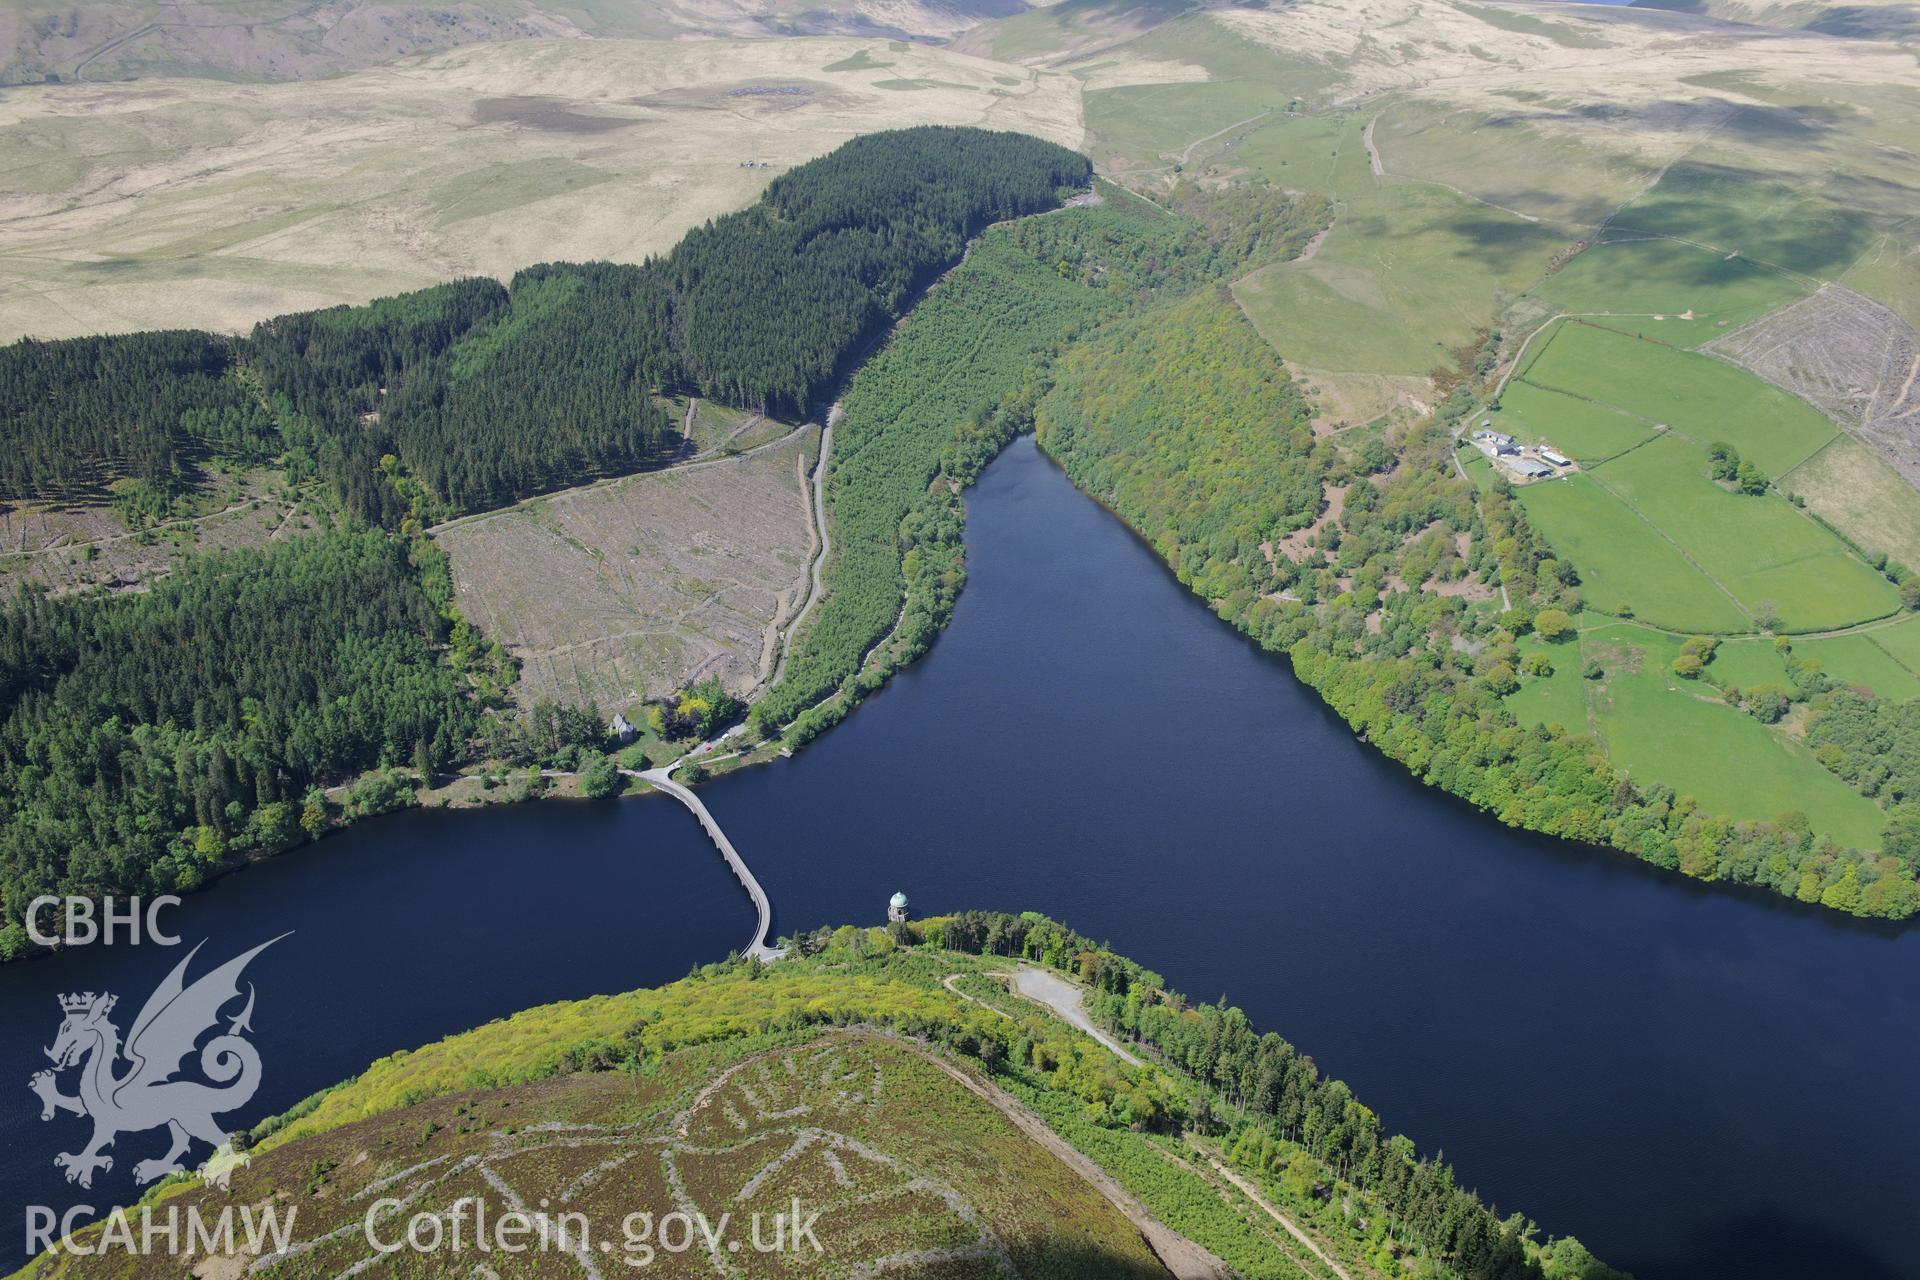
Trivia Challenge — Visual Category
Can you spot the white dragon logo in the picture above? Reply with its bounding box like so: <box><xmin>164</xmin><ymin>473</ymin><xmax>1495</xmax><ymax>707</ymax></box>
<box><xmin>29</xmin><ymin>936</ymin><xmax>284</xmax><ymax>1189</ymax></box>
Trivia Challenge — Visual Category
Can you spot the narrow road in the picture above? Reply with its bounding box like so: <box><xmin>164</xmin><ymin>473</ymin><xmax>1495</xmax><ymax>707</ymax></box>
<box><xmin>1196</xmin><ymin>1146</ymin><xmax>1353</xmax><ymax>1280</ymax></box>
<box><xmin>1179</xmin><ymin>109</ymin><xmax>1275</xmax><ymax>167</ymax></box>
<box><xmin>1363</xmin><ymin>114</ymin><xmax>1385</xmax><ymax>177</ymax></box>
<box><xmin>633</xmin><ymin>764</ymin><xmax>782</xmax><ymax>962</ymax></box>
<box><xmin>898</xmin><ymin>1034</ymin><xmax>1233</xmax><ymax>1280</ymax></box>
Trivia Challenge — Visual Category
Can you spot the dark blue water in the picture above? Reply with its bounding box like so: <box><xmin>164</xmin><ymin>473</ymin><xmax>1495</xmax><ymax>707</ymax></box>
<box><xmin>4</xmin><ymin>436</ymin><xmax>1917</xmax><ymax>1278</ymax></box>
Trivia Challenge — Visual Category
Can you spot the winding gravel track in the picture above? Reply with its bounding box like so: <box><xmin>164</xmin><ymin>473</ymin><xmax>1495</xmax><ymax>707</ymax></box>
<box><xmin>770</xmin><ymin>410</ymin><xmax>837</xmax><ymax>687</ymax></box>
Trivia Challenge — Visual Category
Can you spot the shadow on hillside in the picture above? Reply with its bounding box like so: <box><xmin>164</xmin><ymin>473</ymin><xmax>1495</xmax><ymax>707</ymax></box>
<box><xmin>1018</xmin><ymin>1237</ymin><xmax>1192</xmax><ymax>1278</ymax></box>
<box><xmin>1806</xmin><ymin>3</ymin><xmax>1920</xmax><ymax>38</ymax></box>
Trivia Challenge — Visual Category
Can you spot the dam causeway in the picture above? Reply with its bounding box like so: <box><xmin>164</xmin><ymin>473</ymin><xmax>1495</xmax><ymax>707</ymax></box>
<box><xmin>634</xmin><ymin>764</ymin><xmax>784</xmax><ymax>963</ymax></box>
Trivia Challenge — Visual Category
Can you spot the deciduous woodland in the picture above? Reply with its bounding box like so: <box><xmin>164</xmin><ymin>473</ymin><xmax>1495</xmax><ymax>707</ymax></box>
<box><xmin>1024</xmin><ymin>238</ymin><xmax>1920</xmax><ymax>919</ymax></box>
<box><xmin>0</xmin><ymin>127</ymin><xmax>1091</xmax><ymax>953</ymax></box>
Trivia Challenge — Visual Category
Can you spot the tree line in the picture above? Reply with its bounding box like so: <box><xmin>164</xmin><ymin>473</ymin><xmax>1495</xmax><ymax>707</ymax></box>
<box><xmin>899</xmin><ymin>911</ymin><xmax>1625</xmax><ymax>1280</ymax></box>
<box><xmin>0</xmin><ymin>128</ymin><xmax>1091</xmax><ymax>525</ymax></box>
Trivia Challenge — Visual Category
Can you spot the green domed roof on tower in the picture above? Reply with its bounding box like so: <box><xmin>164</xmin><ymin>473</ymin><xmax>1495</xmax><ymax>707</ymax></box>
<box><xmin>890</xmin><ymin>891</ymin><xmax>909</xmax><ymax>909</ymax></box>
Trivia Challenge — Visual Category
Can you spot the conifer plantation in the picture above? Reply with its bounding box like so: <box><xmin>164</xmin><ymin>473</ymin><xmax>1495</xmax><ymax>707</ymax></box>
<box><xmin>0</xmin><ymin>127</ymin><xmax>1091</xmax><ymax>522</ymax></box>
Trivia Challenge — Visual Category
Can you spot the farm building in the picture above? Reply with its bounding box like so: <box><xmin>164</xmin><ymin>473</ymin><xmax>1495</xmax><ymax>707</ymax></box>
<box><xmin>1508</xmin><ymin>458</ymin><xmax>1554</xmax><ymax>479</ymax></box>
<box><xmin>1541</xmin><ymin>448</ymin><xmax>1572</xmax><ymax>467</ymax></box>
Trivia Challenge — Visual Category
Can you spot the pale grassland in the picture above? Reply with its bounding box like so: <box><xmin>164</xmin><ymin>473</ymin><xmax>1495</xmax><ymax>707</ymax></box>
<box><xmin>1786</xmin><ymin>435</ymin><xmax>1920</xmax><ymax>572</ymax></box>
<box><xmin>1197</xmin><ymin>0</ymin><xmax>1920</xmax><ymax>329</ymax></box>
<box><xmin>0</xmin><ymin>0</ymin><xmax>1017</xmax><ymax>86</ymax></box>
<box><xmin>0</xmin><ymin>35</ymin><xmax>1083</xmax><ymax>339</ymax></box>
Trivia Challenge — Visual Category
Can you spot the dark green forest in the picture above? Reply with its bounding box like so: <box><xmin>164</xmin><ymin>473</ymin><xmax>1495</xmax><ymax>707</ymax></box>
<box><xmin>659</xmin><ymin>126</ymin><xmax>1092</xmax><ymax>413</ymax></box>
<box><xmin>0</xmin><ymin>128</ymin><xmax>1090</xmax><ymax>524</ymax></box>
<box><xmin>0</xmin><ymin>331</ymin><xmax>273</xmax><ymax>500</ymax></box>
<box><xmin>0</xmin><ymin>531</ymin><xmax>477</xmax><ymax>942</ymax></box>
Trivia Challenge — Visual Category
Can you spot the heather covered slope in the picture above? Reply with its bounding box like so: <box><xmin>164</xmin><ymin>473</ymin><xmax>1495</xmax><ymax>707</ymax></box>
<box><xmin>12</xmin><ymin>916</ymin><xmax>1622</xmax><ymax>1280</ymax></box>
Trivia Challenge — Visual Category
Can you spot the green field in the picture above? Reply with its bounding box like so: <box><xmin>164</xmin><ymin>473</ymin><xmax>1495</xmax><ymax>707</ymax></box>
<box><xmin>1797</xmin><ymin>633</ymin><xmax>1920</xmax><ymax>701</ymax></box>
<box><xmin>1862</xmin><ymin>612</ymin><xmax>1920</xmax><ymax>672</ymax></box>
<box><xmin>1221</xmin><ymin>110</ymin><xmax>1362</xmax><ymax>203</ymax></box>
<box><xmin>1521</xmin><ymin>322</ymin><xmax>1837</xmax><ymax>475</ymax></box>
<box><xmin>1375</xmin><ymin>101</ymin><xmax>1656</xmax><ymax>226</ymax></box>
<box><xmin>1492</xmin><ymin>380</ymin><xmax>1658</xmax><ymax>462</ymax></box>
<box><xmin>1703</xmin><ymin>637</ymin><xmax>1792</xmax><ymax>692</ymax></box>
<box><xmin>1234</xmin><ymin>176</ymin><xmax>1558</xmax><ymax>372</ymax></box>
<box><xmin>1608</xmin><ymin>159</ymin><xmax>1873</xmax><ymax>282</ymax></box>
<box><xmin>1460</xmin><ymin>446</ymin><xmax>1500</xmax><ymax>491</ymax></box>
<box><xmin>1531</xmin><ymin>236</ymin><xmax>1809</xmax><ymax>347</ymax></box>
<box><xmin>1079</xmin><ymin>15</ymin><xmax>1330</xmax><ymax>172</ymax></box>
<box><xmin>1594</xmin><ymin>436</ymin><xmax>1899</xmax><ymax>631</ymax></box>
<box><xmin>1516</xmin><ymin>472</ymin><xmax>1751</xmax><ymax>632</ymax></box>
<box><xmin>1508</xmin><ymin>323</ymin><xmax>1900</xmax><ymax>635</ymax></box>
<box><xmin>1091</xmin><ymin>78</ymin><xmax>1282</xmax><ymax>165</ymax></box>
<box><xmin>1577</xmin><ymin>622</ymin><xmax>1888</xmax><ymax>846</ymax></box>
<box><xmin>1703</xmin><ymin>633</ymin><xmax>1920</xmax><ymax>703</ymax></box>
<box><xmin>1507</xmin><ymin>633</ymin><xmax>1592</xmax><ymax>731</ymax></box>
<box><xmin>1225</xmin><ymin>112</ymin><xmax>1562</xmax><ymax>375</ymax></box>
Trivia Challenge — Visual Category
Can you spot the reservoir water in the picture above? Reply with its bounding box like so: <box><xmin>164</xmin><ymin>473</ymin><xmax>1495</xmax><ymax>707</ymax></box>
<box><xmin>4</xmin><ymin>436</ymin><xmax>1916</xmax><ymax>1278</ymax></box>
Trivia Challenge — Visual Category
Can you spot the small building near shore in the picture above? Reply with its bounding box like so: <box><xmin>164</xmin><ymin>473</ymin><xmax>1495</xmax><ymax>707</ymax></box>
<box><xmin>888</xmin><ymin>891</ymin><xmax>910</xmax><ymax>924</ymax></box>
<box><xmin>611</xmin><ymin>713</ymin><xmax>637</xmax><ymax>743</ymax></box>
